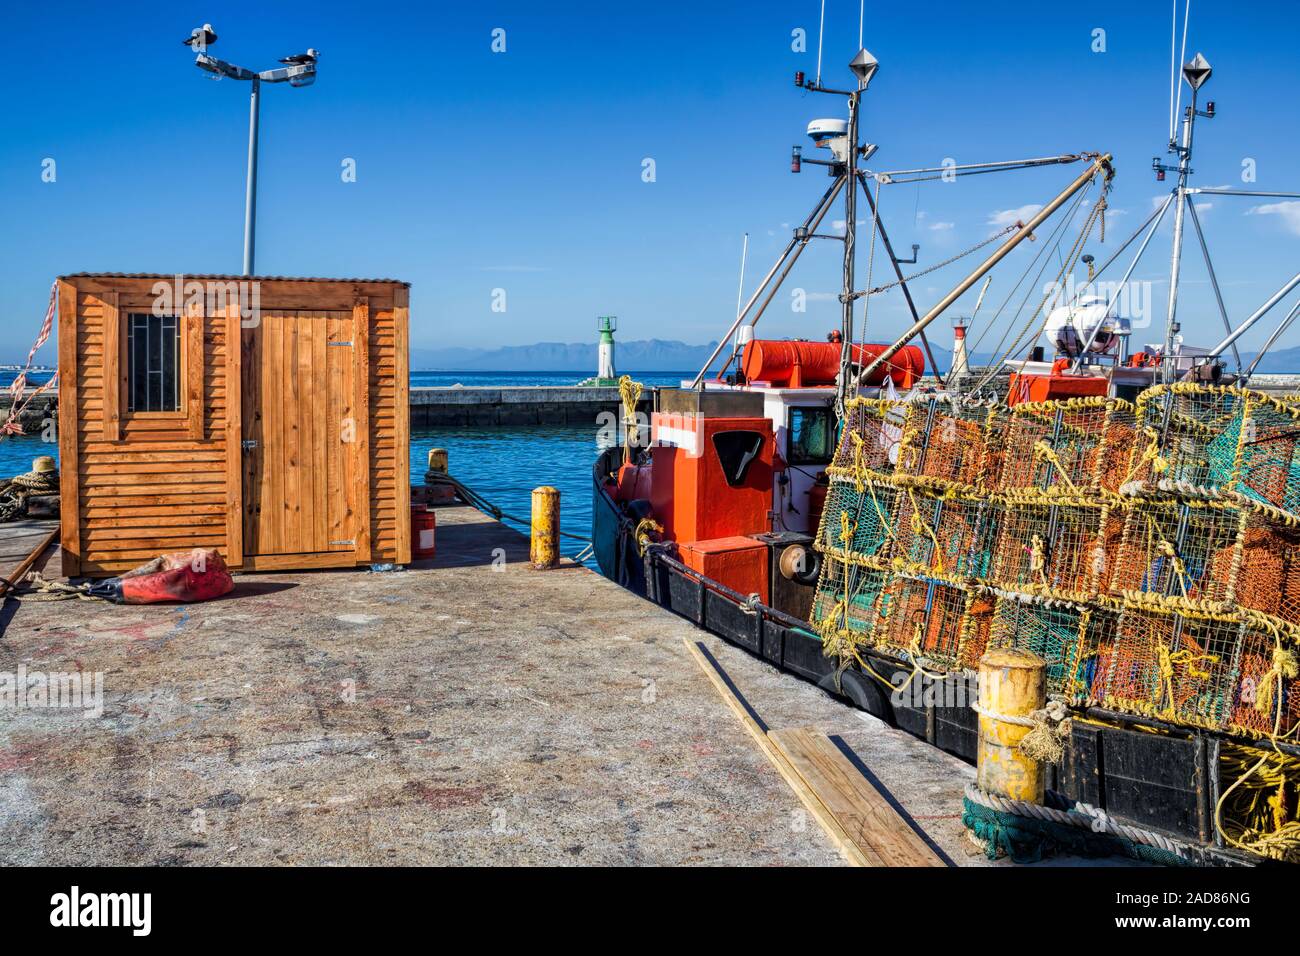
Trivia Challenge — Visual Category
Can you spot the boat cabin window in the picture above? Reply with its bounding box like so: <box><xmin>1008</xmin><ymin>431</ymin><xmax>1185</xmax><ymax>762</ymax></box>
<box><xmin>126</xmin><ymin>312</ymin><xmax>181</xmax><ymax>413</ymax></box>
<box><xmin>711</xmin><ymin>430</ymin><xmax>765</xmax><ymax>486</ymax></box>
<box><xmin>787</xmin><ymin>406</ymin><xmax>833</xmax><ymax>465</ymax></box>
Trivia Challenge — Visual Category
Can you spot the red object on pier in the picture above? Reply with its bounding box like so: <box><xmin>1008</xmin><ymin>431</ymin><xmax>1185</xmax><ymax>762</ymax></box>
<box><xmin>411</xmin><ymin>505</ymin><xmax>437</xmax><ymax>560</ymax></box>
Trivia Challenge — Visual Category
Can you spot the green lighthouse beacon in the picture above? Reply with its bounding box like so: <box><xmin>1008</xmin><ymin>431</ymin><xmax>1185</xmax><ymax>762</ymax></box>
<box><xmin>579</xmin><ymin>315</ymin><xmax>619</xmax><ymax>386</ymax></box>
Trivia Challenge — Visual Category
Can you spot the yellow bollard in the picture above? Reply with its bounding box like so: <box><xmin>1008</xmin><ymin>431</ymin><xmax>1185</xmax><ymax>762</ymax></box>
<box><xmin>530</xmin><ymin>486</ymin><xmax>560</xmax><ymax>570</ymax></box>
<box><xmin>427</xmin><ymin>448</ymin><xmax>448</xmax><ymax>473</ymax></box>
<box><xmin>976</xmin><ymin>648</ymin><xmax>1046</xmax><ymax>803</ymax></box>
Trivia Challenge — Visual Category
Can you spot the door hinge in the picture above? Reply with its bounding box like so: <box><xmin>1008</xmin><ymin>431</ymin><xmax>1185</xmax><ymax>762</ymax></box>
<box><xmin>328</xmin><ymin>341</ymin><xmax>353</xmax><ymax>347</ymax></box>
<box><xmin>241</xmin><ymin>439</ymin><xmax>258</xmax><ymax>451</ymax></box>
<box><xmin>330</xmin><ymin>539</ymin><xmax>356</xmax><ymax>547</ymax></box>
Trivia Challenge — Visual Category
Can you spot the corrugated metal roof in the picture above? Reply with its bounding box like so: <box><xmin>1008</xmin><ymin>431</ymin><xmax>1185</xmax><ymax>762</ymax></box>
<box><xmin>60</xmin><ymin>272</ymin><xmax>409</xmax><ymax>287</ymax></box>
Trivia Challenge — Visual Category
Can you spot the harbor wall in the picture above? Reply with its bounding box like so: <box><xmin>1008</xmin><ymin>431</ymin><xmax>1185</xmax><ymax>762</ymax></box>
<box><xmin>1</xmin><ymin>386</ymin><xmax>654</xmax><ymax>430</ymax></box>
<box><xmin>6</xmin><ymin>375</ymin><xmax>1300</xmax><ymax>431</ymax></box>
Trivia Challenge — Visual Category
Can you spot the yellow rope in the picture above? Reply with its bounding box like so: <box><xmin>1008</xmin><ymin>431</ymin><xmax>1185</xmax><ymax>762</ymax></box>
<box><xmin>617</xmin><ymin>375</ymin><xmax>643</xmax><ymax>466</ymax></box>
<box><xmin>1031</xmin><ymin>440</ymin><xmax>1081</xmax><ymax>493</ymax></box>
<box><xmin>632</xmin><ymin>517</ymin><xmax>661</xmax><ymax>556</ymax></box>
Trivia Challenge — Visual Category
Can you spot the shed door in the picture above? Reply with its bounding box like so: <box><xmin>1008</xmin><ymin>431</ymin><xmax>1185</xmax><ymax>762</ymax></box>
<box><xmin>241</xmin><ymin>311</ymin><xmax>358</xmax><ymax>556</ymax></box>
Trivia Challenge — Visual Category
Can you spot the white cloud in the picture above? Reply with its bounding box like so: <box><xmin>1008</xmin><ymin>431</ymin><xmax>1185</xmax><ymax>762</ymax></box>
<box><xmin>988</xmin><ymin>203</ymin><xmax>1042</xmax><ymax>228</ymax></box>
<box><xmin>831</xmin><ymin>218</ymin><xmax>868</xmax><ymax>232</ymax></box>
<box><xmin>1247</xmin><ymin>200</ymin><xmax>1300</xmax><ymax>236</ymax></box>
<box><xmin>929</xmin><ymin>221</ymin><xmax>955</xmax><ymax>232</ymax></box>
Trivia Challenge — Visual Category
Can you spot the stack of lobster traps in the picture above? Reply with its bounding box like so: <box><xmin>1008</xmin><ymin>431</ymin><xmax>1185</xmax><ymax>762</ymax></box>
<box><xmin>811</xmin><ymin>397</ymin><xmax>1006</xmax><ymax>674</ymax></box>
<box><xmin>1095</xmin><ymin>385</ymin><xmax>1300</xmax><ymax>739</ymax></box>
<box><xmin>811</xmin><ymin>384</ymin><xmax>1300</xmax><ymax>862</ymax></box>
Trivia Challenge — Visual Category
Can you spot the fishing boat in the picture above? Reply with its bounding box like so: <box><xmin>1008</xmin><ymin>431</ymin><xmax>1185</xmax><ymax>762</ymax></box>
<box><xmin>593</xmin><ymin>34</ymin><xmax>1300</xmax><ymax>864</ymax></box>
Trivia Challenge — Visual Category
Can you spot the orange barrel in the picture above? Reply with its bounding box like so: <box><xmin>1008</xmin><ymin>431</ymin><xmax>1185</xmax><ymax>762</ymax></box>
<box><xmin>411</xmin><ymin>504</ymin><xmax>437</xmax><ymax>560</ymax></box>
<box><xmin>741</xmin><ymin>339</ymin><xmax>925</xmax><ymax>388</ymax></box>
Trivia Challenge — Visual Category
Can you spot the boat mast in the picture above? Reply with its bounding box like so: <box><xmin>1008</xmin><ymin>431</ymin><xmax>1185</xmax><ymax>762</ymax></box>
<box><xmin>1156</xmin><ymin>53</ymin><xmax>1212</xmax><ymax>383</ymax></box>
<box><xmin>835</xmin><ymin>49</ymin><xmax>879</xmax><ymax>412</ymax></box>
<box><xmin>837</xmin><ymin>88</ymin><xmax>861</xmax><ymax>412</ymax></box>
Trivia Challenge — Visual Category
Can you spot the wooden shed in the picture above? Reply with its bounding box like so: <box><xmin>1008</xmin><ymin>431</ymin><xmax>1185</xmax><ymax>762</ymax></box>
<box><xmin>56</xmin><ymin>274</ymin><xmax>411</xmax><ymax>577</ymax></box>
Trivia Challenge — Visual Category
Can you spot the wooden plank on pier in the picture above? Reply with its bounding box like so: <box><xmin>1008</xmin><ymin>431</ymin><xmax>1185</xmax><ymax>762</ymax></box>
<box><xmin>768</xmin><ymin>727</ymin><xmax>945</xmax><ymax>868</ymax></box>
<box><xmin>0</xmin><ymin>522</ymin><xmax>59</xmax><ymax>597</ymax></box>
<box><xmin>682</xmin><ymin>638</ymin><xmax>877</xmax><ymax>866</ymax></box>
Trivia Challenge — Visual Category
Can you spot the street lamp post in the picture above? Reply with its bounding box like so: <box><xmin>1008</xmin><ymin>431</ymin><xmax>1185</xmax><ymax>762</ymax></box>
<box><xmin>244</xmin><ymin>77</ymin><xmax>260</xmax><ymax>276</ymax></box>
<box><xmin>184</xmin><ymin>24</ymin><xmax>318</xmax><ymax>276</ymax></box>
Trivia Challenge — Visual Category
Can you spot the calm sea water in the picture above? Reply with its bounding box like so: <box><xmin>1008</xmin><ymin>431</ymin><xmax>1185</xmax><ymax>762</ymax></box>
<box><xmin>0</xmin><ymin>369</ymin><xmax>689</xmax><ymax>559</ymax></box>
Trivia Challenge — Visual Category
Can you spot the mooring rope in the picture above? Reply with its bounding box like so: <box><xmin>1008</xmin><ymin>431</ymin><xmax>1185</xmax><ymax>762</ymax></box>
<box><xmin>963</xmin><ymin>784</ymin><xmax>1215</xmax><ymax>865</ymax></box>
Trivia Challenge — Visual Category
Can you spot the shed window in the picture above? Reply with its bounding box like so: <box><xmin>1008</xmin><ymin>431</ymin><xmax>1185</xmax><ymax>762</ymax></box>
<box><xmin>127</xmin><ymin>313</ymin><xmax>181</xmax><ymax>412</ymax></box>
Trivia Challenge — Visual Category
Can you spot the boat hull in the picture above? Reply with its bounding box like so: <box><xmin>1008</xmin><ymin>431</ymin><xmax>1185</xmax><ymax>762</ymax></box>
<box><xmin>592</xmin><ymin>447</ymin><xmax>1251</xmax><ymax>863</ymax></box>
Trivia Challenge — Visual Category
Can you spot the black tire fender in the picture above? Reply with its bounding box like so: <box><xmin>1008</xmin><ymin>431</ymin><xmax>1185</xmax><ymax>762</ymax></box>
<box><xmin>839</xmin><ymin>668</ymin><xmax>896</xmax><ymax>726</ymax></box>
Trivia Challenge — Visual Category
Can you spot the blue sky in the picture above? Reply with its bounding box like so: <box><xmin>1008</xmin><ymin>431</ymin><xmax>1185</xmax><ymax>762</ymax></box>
<box><xmin>1</xmin><ymin>0</ymin><xmax>1298</xmax><ymax>365</ymax></box>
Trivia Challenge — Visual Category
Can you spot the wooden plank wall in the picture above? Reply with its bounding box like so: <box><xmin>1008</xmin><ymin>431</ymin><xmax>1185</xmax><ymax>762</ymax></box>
<box><xmin>60</xmin><ymin>277</ymin><xmax>411</xmax><ymax>576</ymax></box>
<box><xmin>61</xmin><ymin>279</ymin><xmax>231</xmax><ymax>576</ymax></box>
<box><xmin>368</xmin><ymin>291</ymin><xmax>410</xmax><ymax>565</ymax></box>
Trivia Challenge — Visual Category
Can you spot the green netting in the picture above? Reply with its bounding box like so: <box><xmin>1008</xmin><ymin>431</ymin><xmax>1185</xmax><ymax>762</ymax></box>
<box><xmin>816</xmin><ymin>478</ymin><xmax>897</xmax><ymax>561</ymax></box>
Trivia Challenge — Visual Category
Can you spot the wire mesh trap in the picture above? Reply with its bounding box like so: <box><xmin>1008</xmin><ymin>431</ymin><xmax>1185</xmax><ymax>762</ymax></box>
<box><xmin>991</xmin><ymin>497</ymin><xmax>1123</xmax><ymax>601</ymax></box>
<box><xmin>1131</xmin><ymin>385</ymin><xmax>1300</xmax><ymax>520</ymax></box>
<box><xmin>891</xmin><ymin>487</ymin><xmax>999</xmax><ymax>582</ymax></box>
<box><xmin>988</xmin><ymin>592</ymin><xmax>1119</xmax><ymax>701</ymax></box>
<box><xmin>815</xmin><ymin>477</ymin><xmax>898</xmax><ymax>563</ymax></box>
<box><xmin>894</xmin><ymin>398</ymin><xmax>1007</xmax><ymax>490</ymax></box>
<box><xmin>996</xmin><ymin>397</ymin><xmax>1136</xmax><ymax>495</ymax></box>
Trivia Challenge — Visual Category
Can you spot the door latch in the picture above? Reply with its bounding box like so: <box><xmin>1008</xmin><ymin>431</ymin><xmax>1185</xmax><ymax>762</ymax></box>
<box><xmin>242</xmin><ymin>439</ymin><xmax>258</xmax><ymax>451</ymax></box>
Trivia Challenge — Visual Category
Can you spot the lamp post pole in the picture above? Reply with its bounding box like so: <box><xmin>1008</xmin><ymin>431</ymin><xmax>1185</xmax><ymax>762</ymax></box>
<box><xmin>187</xmin><ymin>25</ymin><xmax>317</xmax><ymax>276</ymax></box>
<box><xmin>243</xmin><ymin>76</ymin><xmax>261</xmax><ymax>276</ymax></box>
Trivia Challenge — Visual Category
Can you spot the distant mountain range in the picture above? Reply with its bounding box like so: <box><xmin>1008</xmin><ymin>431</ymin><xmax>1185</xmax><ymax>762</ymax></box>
<box><xmin>1240</xmin><ymin>345</ymin><xmax>1300</xmax><ymax>374</ymax></box>
<box><xmin>410</xmin><ymin>337</ymin><xmax>1300</xmax><ymax>375</ymax></box>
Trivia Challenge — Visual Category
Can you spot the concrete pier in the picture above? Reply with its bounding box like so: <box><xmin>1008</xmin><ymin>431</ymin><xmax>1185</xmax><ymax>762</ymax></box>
<box><xmin>0</xmin><ymin>505</ymin><xmax>1010</xmax><ymax>866</ymax></box>
<box><xmin>408</xmin><ymin>386</ymin><xmax>650</xmax><ymax>427</ymax></box>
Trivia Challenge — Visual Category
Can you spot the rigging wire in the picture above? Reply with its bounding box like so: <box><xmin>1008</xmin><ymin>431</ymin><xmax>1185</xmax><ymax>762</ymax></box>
<box><xmin>967</xmin><ymin>181</ymin><xmax>1106</xmax><ymax>394</ymax></box>
<box><xmin>1244</xmin><ymin>296</ymin><xmax>1300</xmax><ymax>380</ymax></box>
<box><xmin>966</xmin><ymin>186</ymin><xmax>1088</xmax><ymax>358</ymax></box>
<box><xmin>852</xmin><ymin>224</ymin><xmax>1018</xmax><ymax>299</ymax></box>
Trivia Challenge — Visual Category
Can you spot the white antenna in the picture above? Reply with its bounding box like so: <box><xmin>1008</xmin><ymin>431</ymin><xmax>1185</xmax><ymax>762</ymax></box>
<box><xmin>816</xmin><ymin>0</ymin><xmax>825</xmax><ymax>84</ymax></box>
<box><xmin>1172</xmin><ymin>0</ymin><xmax>1191</xmax><ymax>139</ymax></box>
<box><xmin>971</xmin><ymin>275</ymin><xmax>993</xmax><ymax>321</ymax></box>
<box><xmin>859</xmin><ymin>0</ymin><xmax>865</xmax><ymax>48</ymax></box>
<box><xmin>730</xmin><ymin>233</ymin><xmax>750</xmax><ymax>362</ymax></box>
<box><xmin>1168</xmin><ymin>0</ymin><xmax>1177</xmax><ymax>141</ymax></box>
<box><xmin>734</xmin><ymin>233</ymin><xmax>750</xmax><ymax>324</ymax></box>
